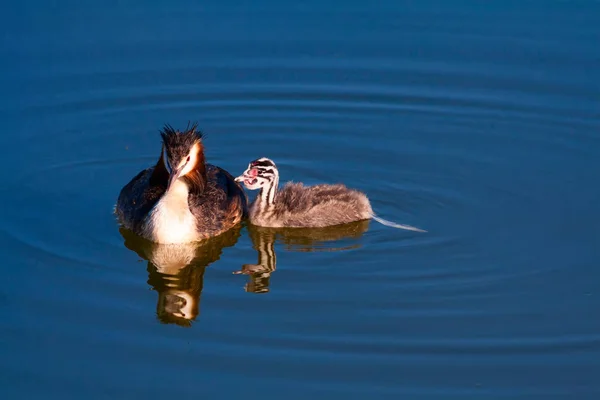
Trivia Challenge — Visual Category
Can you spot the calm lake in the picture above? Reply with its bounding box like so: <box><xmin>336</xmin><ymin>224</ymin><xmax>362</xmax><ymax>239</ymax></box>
<box><xmin>2</xmin><ymin>1</ymin><xmax>599</xmax><ymax>399</ymax></box>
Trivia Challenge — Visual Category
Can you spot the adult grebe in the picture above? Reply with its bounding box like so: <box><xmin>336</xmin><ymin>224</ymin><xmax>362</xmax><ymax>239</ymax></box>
<box><xmin>234</xmin><ymin>157</ymin><xmax>425</xmax><ymax>232</ymax></box>
<box><xmin>115</xmin><ymin>123</ymin><xmax>247</xmax><ymax>244</ymax></box>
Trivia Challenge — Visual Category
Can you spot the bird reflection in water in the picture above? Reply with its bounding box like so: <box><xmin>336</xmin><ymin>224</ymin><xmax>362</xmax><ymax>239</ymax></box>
<box><xmin>119</xmin><ymin>225</ymin><xmax>241</xmax><ymax>327</ymax></box>
<box><xmin>234</xmin><ymin>220</ymin><xmax>370</xmax><ymax>294</ymax></box>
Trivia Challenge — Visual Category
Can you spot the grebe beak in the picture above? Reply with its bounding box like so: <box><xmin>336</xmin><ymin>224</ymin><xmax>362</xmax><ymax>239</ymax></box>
<box><xmin>234</xmin><ymin>170</ymin><xmax>250</xmax><ymax>183</ymax></box>
<box><xmin>167</xmin><ymin>166</ymin><xmax>183</xmax><ymax>191</ymax></box>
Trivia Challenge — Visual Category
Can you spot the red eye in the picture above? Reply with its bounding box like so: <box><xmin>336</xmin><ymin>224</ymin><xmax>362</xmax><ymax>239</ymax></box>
<box><xmin>186</xmin><ymin>156</ymin><xmax>190</xmax><ymax>162</ymax></box>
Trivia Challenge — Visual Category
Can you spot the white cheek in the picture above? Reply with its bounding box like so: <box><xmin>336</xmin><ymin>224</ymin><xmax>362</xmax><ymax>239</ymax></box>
<box><xmin>180</xmin><ymin>159</ymin><xmax>193</xmax><ymax>176</ymax></box>
<box><xmin>180</xmin><ymin>151</ymin><xmax>198</xmax><ymax>176</ymax></box>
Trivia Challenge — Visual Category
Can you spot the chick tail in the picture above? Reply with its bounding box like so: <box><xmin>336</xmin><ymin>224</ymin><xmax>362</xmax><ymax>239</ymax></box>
<box><xmin>370</xmin><ymin>213</ymin><xmax>427</xmax><ymax>232</ymax></box>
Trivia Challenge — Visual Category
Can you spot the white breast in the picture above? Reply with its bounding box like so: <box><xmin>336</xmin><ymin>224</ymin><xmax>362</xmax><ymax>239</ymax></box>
<box><xmin>149</xmin><ymin>179</ymin><xmax>198</xmax><ymax>244</ymax></box>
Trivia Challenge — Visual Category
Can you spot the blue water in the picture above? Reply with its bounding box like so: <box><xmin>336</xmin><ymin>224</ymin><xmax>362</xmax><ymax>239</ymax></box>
<box><xmin>1</xmin><ymin>1</ymin><xmax>599</xmax><ymax>399</ymax></box>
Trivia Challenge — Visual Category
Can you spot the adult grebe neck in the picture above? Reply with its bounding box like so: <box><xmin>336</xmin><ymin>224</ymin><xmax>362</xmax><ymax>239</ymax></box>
<box><xmin>146</xmin><ymin>137</ymin><xmax>209</xmax><ymax>244</ymax></box>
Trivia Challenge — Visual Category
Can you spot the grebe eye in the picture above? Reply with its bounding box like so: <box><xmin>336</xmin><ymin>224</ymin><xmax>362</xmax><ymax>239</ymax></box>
<box><xmin>186</xmin><ymin>156</ymin><xmax>190</xmax><ymax>162</ymax></box>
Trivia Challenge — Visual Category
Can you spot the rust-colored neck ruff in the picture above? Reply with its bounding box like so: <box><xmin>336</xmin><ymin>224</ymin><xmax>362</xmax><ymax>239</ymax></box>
<box><xmin>183</xmin><ymin>142</ymin><xmax>207</xmax><ymax>192</ymax></box>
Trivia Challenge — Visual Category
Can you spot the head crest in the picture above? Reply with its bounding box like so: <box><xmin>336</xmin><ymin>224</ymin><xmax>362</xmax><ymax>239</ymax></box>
<box><xmin>160</xmin><ymin>122</ymin><xmax>203</xmax><ymax>146</ymax></box>
<box><xmin>159</xmin><ymin>122</ymin><xmax>206</xmax><ymax>176</ymax></box>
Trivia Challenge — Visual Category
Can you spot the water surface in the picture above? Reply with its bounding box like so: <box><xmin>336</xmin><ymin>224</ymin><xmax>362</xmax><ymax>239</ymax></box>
<box><xmin>1</xmin><ymin>1</ymin><xmax>599</xmax><ymax>399</ymax></box>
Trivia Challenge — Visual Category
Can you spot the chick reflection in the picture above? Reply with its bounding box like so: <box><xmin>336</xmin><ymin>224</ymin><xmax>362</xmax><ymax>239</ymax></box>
<box><xmin>119</xmin><ymin>225</ymin><xmax>241</xmax><ymax>327</ymax></box>
<box><xmin>235</xmin><ymin>220</ymin><xmax>370</xmax><ymax>294</ymax></box>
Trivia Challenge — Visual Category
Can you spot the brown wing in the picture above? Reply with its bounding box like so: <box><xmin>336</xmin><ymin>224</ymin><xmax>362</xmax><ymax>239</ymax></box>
<box><xmin>116</xmin><ymin>167</ymin><xmax>166</xmax><ymax>232</ymax></box>
<box><xmin>188</xmin><ymin>165</ymin><xmax>248</xmax><ymax>237</ymax></box>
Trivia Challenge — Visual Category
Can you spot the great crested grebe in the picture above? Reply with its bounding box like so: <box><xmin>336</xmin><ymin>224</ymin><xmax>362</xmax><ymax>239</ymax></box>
<box><xmin>234</xmin><ymin>157</ymin><xmax>426</xmax><ymax>232</ymax></box>
<box><xmin>115</xmin><ymin>123</ymin><xmax>247</xmax><ymax>244</ymax></box>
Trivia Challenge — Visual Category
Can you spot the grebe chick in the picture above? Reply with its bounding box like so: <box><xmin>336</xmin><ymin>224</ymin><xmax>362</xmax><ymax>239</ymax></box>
<box><xmin>234</xmin><ymin>157</ymin><xmax>426</xmax><ymax>232</ymax></box>
<box><xmin>115</xmin><ymin>123</ymin><xmax>247</xmax><ymax>244</ymax></box>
